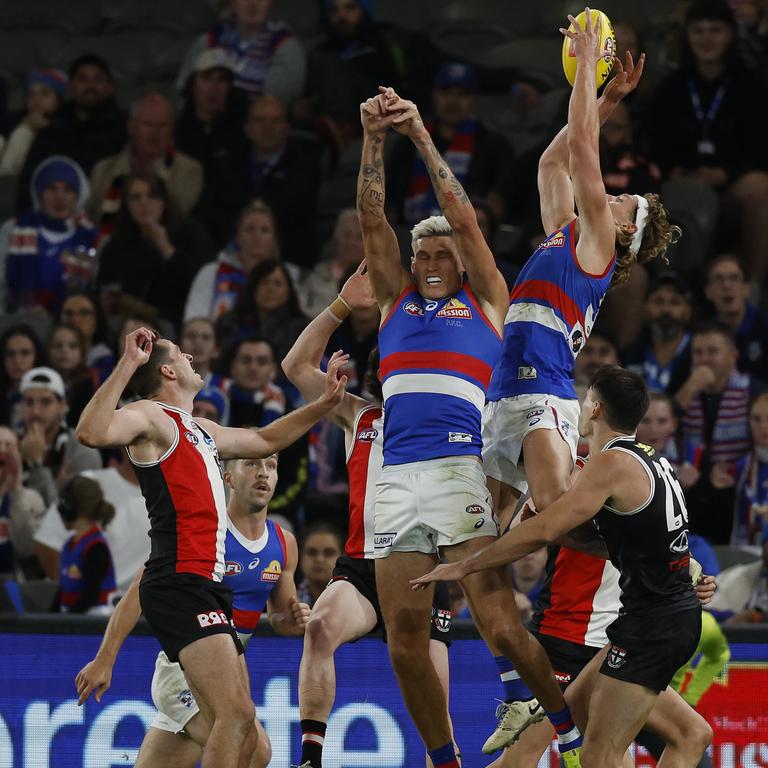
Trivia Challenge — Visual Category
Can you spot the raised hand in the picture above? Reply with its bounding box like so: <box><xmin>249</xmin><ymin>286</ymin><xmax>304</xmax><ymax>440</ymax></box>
<box><xmin>360</xmin><ymin>94</ymin><xmax>398</xmax><ymax>135</ymax></box>
<box><xmin>603</xmin><ymin>51</ymin><xmax>646</xmax><ymax>103</ymax></box>
<box><xmin>122</xmin><ymin>327</ymin><xmax>155</xmax><ymax>368</ymax></box>
<box><xmin>319</xmin><ymin>350</ymin><xmax>349</xmax><ymax>410</ymax></box>
<box><xmin>340</xmin><ymin>261</ymin><xmax>377</xmax><ymax>311</ymax></box>
<box><xmin>379</xmin><ymin>87</ymin><xmax>428</xmax><ymax>141</ymax></box>
<box><xmin>560</xmin><ymin>7</ymin><xmax>604</xmax><ymax>64</ymax></box>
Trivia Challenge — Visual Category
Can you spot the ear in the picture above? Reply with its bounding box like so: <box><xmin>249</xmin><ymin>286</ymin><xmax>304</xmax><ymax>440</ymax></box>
<box><xmin>159</xmin><ymin>363</ymin><xmax>177</xmax><ymax>382</ymax></box>
<box><xmin>223</xmin><ymin>470</ymin><xmax>233</xmax><ymax>490</ymax></box>
<box><xmin>620</xmin><ymin>222</ymin><xmax>638</xmax><ymax>236</ymax></box>
<box><xmin>591</xmin><ymin>400</ymin><xmax>602</xmax><ymax>422</ymax></box>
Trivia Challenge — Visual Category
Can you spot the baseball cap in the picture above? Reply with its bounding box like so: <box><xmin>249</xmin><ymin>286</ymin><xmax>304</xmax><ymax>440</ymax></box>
<box><xmin>647</xmin><ymin>271</ymin><xmax>691</xmax><ymax>299</ymax></box>
<box><xmin>434</xmin><ymin>62</ymin><xmax>478</xmax><ymax>92</ymax></box>
<box><xmin>194</xmin><ymin>386</ymin><xmax>228</xmax><ymax>421</ymax></box>
<box><xmin>27</xmin><ymin>67</ymin><xmax>68</xmax><ymax>98</ymax></box>
<box><xmin>193</xmin><ymin>48</ymin><xmax>237</xmax><ymax>75</ymax></box>
<box><xmin>20</xmin><ymin>367</ymin><xmax>66</xmax><ymax>399</ymax></box>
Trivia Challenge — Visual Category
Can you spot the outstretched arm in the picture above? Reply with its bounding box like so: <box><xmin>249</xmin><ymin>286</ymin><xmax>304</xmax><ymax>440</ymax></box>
<box><xmin>200</xmin><ymin>351</ymin><xmax>349</xmax><ymax>459</ymax></box>
<box><xmin>357</xmin><ymin>97</ymin><xmax>410</xmax><ymax>316</ymax></box>
<box><xmin>75</xmin><ymin>567</ymin><xmax>144</xmax><ymax>704</ymax></box>
<box><xmin>267</xmin><ymin>530</ymin><xmax>310</xmax><ymax>636</ymax></box>
<box><xmin>538</xmin><ymin>52</ymin><xmax>645</xmax><ymax>234</ymax></box>
<box><xmin>282</xmin><ymin>263</ymin><xmax>374</xmax><ymax>432</ymax></box>
<box><xmin>383</xmin><ymin>89</ymin><xmax>508</xmax><ymax>321</ymax></box>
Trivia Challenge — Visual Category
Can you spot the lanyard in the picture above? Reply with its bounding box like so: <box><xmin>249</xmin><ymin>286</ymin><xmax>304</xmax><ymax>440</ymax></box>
<box><xmin>687</xmin><ymin>79</ymin><xmax>728</xmax><ymax>139</ymax></box>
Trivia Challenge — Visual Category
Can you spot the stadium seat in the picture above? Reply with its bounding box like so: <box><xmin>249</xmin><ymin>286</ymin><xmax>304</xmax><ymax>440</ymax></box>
<box><xmin>429</xmin><ymin>20</ymin><xmax>512</xmax><ymax>64</ymax></box>
<box><xmin>18</xmin><ymin>580</ymin><xmax>59</xmax><ymax>613</ymax></box>
<box><xmin>439</xmin><ymin>0</ymin><xmax>540</xmax><ymax>38</ymax></box>
<box><xmin>102</xmin><ymin>0</ymin><xmax>217</xmax><ymax>35</ymax></box>
<box><xmin>272</xmin><ymin>0</ymin><xmax>322</xmax><ymax>41</ymax></box>
<box><xmin>0</xmin><ymin>174</ymin><xmax>18</xmax><ymax>223</ymax></box>
<box><xmin>0</xmin><ymin>0</ymin><xmax>101</xmax><ymax>34</ymax></box>
<box><xmin>374</xmin><ymin>0</ymin><xmax>442</xmax><ymax>33</ymax></box>
<box><xmin>711</xmin><ymin>545</ymin><xmax>761</xmax><ymax>571</ymax></box>
<box><xmin>57</xmin><ymin>32</ymin><xmax>159</xmax><ymax>84</ymax></box>
<box><xmin>481</xmin><ymin>37</ymin><xmax>566</xmax><ymax>91</ymax></box>
<box><xmin>0</xmin><ymin>28</ymin><xmax>72</xmax><ymax>77</ymax></box>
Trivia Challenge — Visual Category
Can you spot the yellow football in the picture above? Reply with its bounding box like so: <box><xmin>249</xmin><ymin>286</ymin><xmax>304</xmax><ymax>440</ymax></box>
<box><xmin>561</xmin><ymin>8</ymin><xmax>616</xmax><ymax>89</ymax></box>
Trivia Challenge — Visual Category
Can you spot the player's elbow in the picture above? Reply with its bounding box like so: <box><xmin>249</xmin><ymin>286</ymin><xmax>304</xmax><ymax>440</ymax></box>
<box><xmin>75</xmin><ymin>422</ymin><xmax>101</xmax><ymax>447</ymax></box>
<box><xmin>280</xmin><ymin>353</ymin><xmax>299</xmax><ymax>383</ymax></box>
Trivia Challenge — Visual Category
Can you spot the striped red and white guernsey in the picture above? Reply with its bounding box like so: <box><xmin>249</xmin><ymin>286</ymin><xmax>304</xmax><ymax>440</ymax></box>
<box><xmin>345</xmin><ymin>405</ymin><xmax>383</xmax><ymax>559</ymax></box>
<box><xmin>129</xmin><ymin>403</ymin><xmax>227</xmax><ymax>583</ymax></box>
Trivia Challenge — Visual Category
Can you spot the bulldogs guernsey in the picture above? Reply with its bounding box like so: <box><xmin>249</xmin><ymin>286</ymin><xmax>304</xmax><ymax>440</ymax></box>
<box><xmin>378</xmin><ymin>283</ymin><xmax>502</xmax><ymax>465</ymax></box>
<box><xmin>130</xmin><ymin>404</ymin><xmax>228</xmax><ymax>584</ymax></box>
<box><xmin>488</xmin><ymin>220</ymin><xmax>614</xmax><ymax>402</ymax></box>
<box><xmin>224</xmin><ymin>517</ymin><xmax>287</xmax><ymax>645</ymax></box>
<box><xmin>345</xmin><ymin>405</ymin><xmax>383</xmax><ymax>558</ymax></box>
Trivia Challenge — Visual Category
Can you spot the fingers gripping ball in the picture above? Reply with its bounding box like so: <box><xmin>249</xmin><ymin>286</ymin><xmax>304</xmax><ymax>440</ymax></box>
<box><xmin>562</xmin><ymin>8</ymin><xmax>616</xmax><ymax>88</ymax></box>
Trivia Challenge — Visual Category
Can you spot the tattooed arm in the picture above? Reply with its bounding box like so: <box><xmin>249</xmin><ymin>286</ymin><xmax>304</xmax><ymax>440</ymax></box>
<box><xmin>383</xmin><ymin>89</ymin><xmax>508</xmax><ymax>328</ymax></box>
<box><xmin>357</xmin><ymin>96</ymin><xmax>411</xmax><ymax>317</ymax></box>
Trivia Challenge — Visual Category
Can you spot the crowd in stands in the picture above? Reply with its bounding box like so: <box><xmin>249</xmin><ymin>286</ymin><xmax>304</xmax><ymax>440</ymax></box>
<box><xmin>0</xmin><ymin>0</ymin><xmax>766</xmax><ymax>625</ymax></box>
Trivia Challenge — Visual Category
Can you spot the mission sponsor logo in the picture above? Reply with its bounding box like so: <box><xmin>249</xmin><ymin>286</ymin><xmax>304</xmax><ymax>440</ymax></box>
<box><xmin>545</xmin><ymin>230</ymin><xmax>566</xmax><ymax>248</ymax></box>
<box><xmin>403</xmin><ymin>301</ymin><xmax>425</xmax><ymax>317</ymax></box>
<box><xmin>261</xmin><ymin>559</ymin><xmax>282</xmax><ymax>582</ymax></box>
<box><xmin>436</xmin><ymin>298</ymin><xmax>472</xmax><ymax>320</ymax></box>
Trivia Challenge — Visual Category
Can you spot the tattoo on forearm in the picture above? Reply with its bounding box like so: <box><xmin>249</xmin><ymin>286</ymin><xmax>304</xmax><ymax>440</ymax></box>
<box><xmin>417</xmin><ymin>137</ymin><xmax>470</xmax><ymax>208</ymax></box>
<box><xmin>357</xmin><ymin>136</ymin><xmax>385</xmax><ymax>219</ymax></box>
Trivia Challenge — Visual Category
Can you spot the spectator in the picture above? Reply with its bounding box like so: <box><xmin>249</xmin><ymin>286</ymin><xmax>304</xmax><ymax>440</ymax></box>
<box><xmin>704</xmin><ymin>253</ymin><xmax>768</xmax><ymax>380</ymax></box>
<box><xmin>184</xmin><ymin>199</ymin><xmax>283</xmax><ymax>321</ymax></box>
<box><xmin>58</xmin><ymin>292</ymin><xmax>114</xmax><ymax>384</ymax></box>
<box><xmin>88</xmin><ymin>94</ymin><xmax>203</xmax><ymax>239</ymax></box>
<box><xmin>386</xmin><ymin>63</ymin><xmax>513</xmax><ymax>225</ymax></box>
<box><xmin>296</xmin><ymin>522</ymin><xmax>343</xmax><ymax>607</ymax></box>
<box><xmin>0</xmin><ymin>426</ymin><xmax>45</xmax><ymax>578</ymax></box>
<box><xmin>221</xmin><ymin>336</ymin><xmax>286</xmax><ymax>428</ymax></box>
<box><xmin>177</xmin><ymin>0</ymin><xmax>306</xmax><ymax>105</ymax></box>
<box><xmin>56</xmin><ymin>475</ymin><xmax>116</xmax><ymax>614</ymax></box>
<box><xmin>305</xmin><ymin>0</ymin><xmax>402</xmax><ymax>141</ymax></box>
<box><xmin>689</xmin><ymin>532</ymin><xmax>721</xmax><ymax>577</ymax></box>
<box><xmin>509</xmin><ymin>548</ymin><xmax>548</xmax><ymax>623</ymax></box>
<box><xmin>473</xmin><ymin>198</ymin><xmax>518</xmax><ymax>289</ymax></box>
<box><xmin>0</xmin><ymin>325</ymin><xmax>45</xmax><ymax>431</ymax></box>
<box><xmin>0</xmin><ymin>68</ymin><xmax>68</xmax><ymax>176</ymax></box>
<box><xmin>299</xmin><ymin>209</ymin><xmax>363</xmax><ymax>317</ymax></box>
<box><xmin>643</xmin><ymin>0</ymin><xmax>768</xmax><ymax>280</ymax></box>
<box><xmin>728</xmin><ymin>0</ymin><xmax>768</xmax><ymax>73</ymax></box>
<box><xmin>180</xmin><ymin>317</ymin><xmax>220</xmax><ymax>387</ymax></box>
<box><xmin>573</xmin><ymin>328</ymin><xmax>620</xmax><ymax>399</ymax></box>
<box><xmin>33</xmin><ymin>450</ymin><xmax>150</xmax><ymax>591</ymax></box>
<box><xmin>710</xmin><ymin>392</ymin><xmax>768</xmax><ymax>545</ymax></box>
<box><xmin>18</xmin><ymin>55</ymin><xmax>127</xmax><ymax>212</ymax></box>
<box><xmin>46</xmin><ymin>324</ymin><xmax>98</xmax><ymax>428</ymax></box>
<box><xmin>1</xmin><ymin>156</ymin><xmax>96</xmax><ymax>313</ymax></box>
<box><xmin>676</xmin><ymin>321</ymin><xmax>766</xmax><ymax>542</ymax></box>
<box><xmin>612</xmin><ymin>21</ymin><xmax>655</xmax><ymax>108</ymax></box>
<box><xmin>97</xmin><ymin>171</ymin><xmax>213</xmax><ymax>332</ymax></box>
<box><xmin>623</xmin><ymin>272</ymin><xmax>693</xmax><ymax>394</ymax></box>
<box><xmin>217</xmin><ymin>259</ymin><xmax>308</xmax><ymax>364</ymax></box>
<box><xmin>192</xmin><ymin>385</ymin><xmax>230</xmax><ymax>424</ymax></box>
<box><xmin>17</xmin><ymin>367</ymin><xmax>102</xmax><ymax>508</ymax></box>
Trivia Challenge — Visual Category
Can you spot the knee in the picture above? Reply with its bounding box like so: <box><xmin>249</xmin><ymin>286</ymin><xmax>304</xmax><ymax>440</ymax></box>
<box><xmin>226</xmin><ymin>699</ymin><xmax>256</xmax><ymax>735</ymax></box>
<box><xmin>691</xmin><ymin>718</ymin><xmax>713</xmax><ymax>755</ymax></box>
<box><xmin>388</xmin><ymin>635</ymin><xmax>429</xmax><ymax>673</ymax></box>
<box><xmin>304</xmin><ymin>611</ymin><xmax>340</xmax><ymax>655</ymax></box>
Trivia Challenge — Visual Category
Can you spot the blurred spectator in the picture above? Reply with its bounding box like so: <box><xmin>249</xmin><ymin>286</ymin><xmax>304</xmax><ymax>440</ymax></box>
<box><xmin>600</xmin><ymin>101</ymin><xmax>662</xmax><ymax>197</ymax></box>
<box><xmin>221</xmin><ymin>336</ymin><xmax>286</xmax><ymax>428</ymax></box>
<box><xmin>704</xmin><ymin>253</ymin><xmax>768</xmax><ymax>380</ymax></box>
<box><xmin>0</xmin><ymin>68</ymin><xmax>68</xmax><ymax>176</ymax></box>
<box><xmin>47</xmin><ymin>324</ymin><xmax>98</xmax><ymax>429</ymax></box>
<box><xmin>710</xmin><ymin>391</ymin><xmax>768</xmax><ymax>545</ymax></box>
<box><xmin>17</xmin><ymin>367</ymin><xmax>102</xmax><ymax>508</ymax></box>
<box><xmin>56</xmin><ymin>475</ymin><xmax>116</xmax><ymax>614</ymax></box>
<box><xmin>181</xmin><ymin>317</ymin><xmax>220</xmax><ymax>387</ymax></box>
<box><xmin>728</xmin><ymin>0</ymin><xmax>768</xmax><ymax>73</ymax></box>
<box><xmin>676</xmin><ymin>321</ymin><xmax>766</xmax><ymax>542</ymax></box>
<box><xmin>177</xmin><ymin>0</ymin><xmax>306</xmax><ymax>105</ymax></box>
<box><xmin>296</xmin><ymin>522</ymin><xmax>344</xmax><ymax>607</ymax></box>
<box><xmin>217</xmin><ymin>260</ymin><xmax>308</xmax><ymax>364</ymax></box>
<box><xmin>305</xmin><ymin>0</ymin><xmax>402</xmax><ymax>141</ymax></box>
<box><xmin>709</xmin><ymin>528</ymin><xmax>768</xmax><ymax>623</ymax></box>
<box><xmin>1</xmin><ymin>156</ymin><xmax>96</xmax><ymax>313</ymax></box>
<box><xmin>612</xmin><ymin>22</ymin><xmax>655</xmax><ymax>109</ymax></box>
<box><xmin>573</xmin><ymin>328</ymin><xmax>620</xmax><ymax>399</ymax></box>
<box><xmin>184</xmin><ymin>199</ymin><xmax>283</xmax><ymax>321</ymax></box>
<box><xmin>88</xmin><ymin>94</ymin><xmax>203</xmax><ymax>239</ymax></box>
<box><xmin>623</xmin><ymin>272</ymin><xmax>693</xmax><ymax>394</ymax></box>
<box><xmin>637</xmin><ymin>391</ymin><xmax>701</xmax><ymax>490</ymax></box>
<box><xmin>386</xmin><ymin>63</ymin><xmax>513</xmax><ymax>225</ymax></box>
<box><xmin>509</xmin><ymin>548</ymin><xmax>548</xmax><ymax>623</ymax></box>
<box><xmin>299</xmin><ymin>209</ymin><xmax>363</xmax><ymax>317</ymax></box>
<box><xmin>58</xmin><ymin>292</ymin><xmax>114</xmax><ymax>384</ymax></box>
<box><xmin>97</xmin><ymin>171</ymin><xmax>214</xmax><ymax>332</ymax></box>
<box><xmin>0</xmin><ymin>426</ymin><xmax>45</xmax><ymax>578</ymax></box>
<box><xmin>0</xmin><ymin>325</ymin><xmax>45</xmax><ymax>431</ymax></box>
<box><xmin>33</xmin><ymin>451</ymin><xmax>150</xmax><ymax>591</ymax></box>
<box><xmin>18</xmin><ymin>55</ymin><xmax>127</xmax><ymax>212</ymax></box>
<box><xmin>690</xmin><ymin>532</ymin><xmax>722</xmax><ymax>577</ymax></box>
<box><xmin>193</xmin><ymin>385</ymin><xmax>230</xmax><ymax>424</ymax></box>
<box><xmin>643</xmin><ymin>0</ymin><xmax>768</xmax><ymax>280</ymax></box>
<box><xmin>473</xmin><ymin>198</ymin><xmax>518</xmax><ymax>289</ymax></box>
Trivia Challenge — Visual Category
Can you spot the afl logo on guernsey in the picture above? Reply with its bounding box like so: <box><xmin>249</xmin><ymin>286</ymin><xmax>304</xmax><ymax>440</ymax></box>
<box><xmin>261</xmin><ymin>559</ymin><xmax>282</xmax><ymax>582</ymax></box>
<box><xmin>436</xmin><ymin>298</ymin><xmax>472</xmax><ymax>320</ymax></box>
<box><xmin>570</xmin><ymin>329</ymin><xmax>584</xmax><ymax>353</ymax></box>
<box><xmin>357</xmin><ymin>427</ymin><xmax>378</xmax><ymax>442</ymax></box>
<box><xmin>184</xmin><ymin>431</ymin><xmax>199</xmax><ymax>445</ymax></box>
<box><xmin>225</xmin><ymin>561</ymin><xmax>243</xmax><ymax>575</ymax></box>
<box><xmin>403</xmin><ymin>300</ymin><xmax>425</xmax><ymax>317</ymax></box>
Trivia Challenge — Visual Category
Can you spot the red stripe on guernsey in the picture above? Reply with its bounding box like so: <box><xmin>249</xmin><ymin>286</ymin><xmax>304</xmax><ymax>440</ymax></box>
<box><xmin>274</xmin><ymin>523</ymin><xmax>287</xmax><ymax>563</ymax></box>
<box><xmin>345</xmin><ymin>406</ymin><xmax>379</xmax><ymax>558</ymax></box>
<box><xmin>463</xmin><ymin>284</ymin><xmax>502</xmax><ymax>340</ymax></box>
<box><xmin>538</xmin><ymin>548</ymin><xmax>605</xmax><ymax>643</ymax></box>
<box><xmin>379</xmin><ymin>351</ymin><xmax>494</xmax><ymax>387</ymax></box>
<box><xmin>510</xmin><ymin>279</ymin><xmax>585</xmax><ymax>330</ymax></box>
<box><xmin>233</xmin><ymin>607</ymin><xmax>262</xmax><ymax>633</ymax></box>
<box><xmin>380</xmin><ymin>283</ymin><xmax>417</xmax><ymax>329</ymax></box>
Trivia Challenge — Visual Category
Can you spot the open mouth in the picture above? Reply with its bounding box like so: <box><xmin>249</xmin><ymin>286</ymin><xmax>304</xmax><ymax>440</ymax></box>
<box><xmin>426</xmin><ymin>276</ymin><xmax>442</xmax><ymax>285</ymax></box>
<box><xmin>255</xmin><ymin>483</ymin><xmax>270</xmax><ymax>492</ymax></box>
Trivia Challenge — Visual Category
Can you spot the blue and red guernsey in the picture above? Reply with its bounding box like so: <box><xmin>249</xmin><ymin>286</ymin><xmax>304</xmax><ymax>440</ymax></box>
<box><xmin>224</xmin><ymin>518</ymin><xmax>287</xmax><ymax>642</ymax></box>
<box><xmin>59</xmin><ymin>525</ymin><xmax>116</xmax><ymax>611</ymax></box>
<box><xmin>131</xmin><ymin>404</ymin><xmax>228</xmax><ymax>585</ymax></box>
<box><xmin>379</xmin><ymin>283</ymin><xmax>502</xmax><ymax>466</ymax></box>
<box><xmin>487</xmin><ymin>220</ymin><xmax>615</xmax><ymax>402</ymax></box>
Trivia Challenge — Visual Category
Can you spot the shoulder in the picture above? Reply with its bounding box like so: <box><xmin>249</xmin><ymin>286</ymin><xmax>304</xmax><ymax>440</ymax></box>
<box><xmin>173</xmin><ymin>151</ymin><xmax>203</xmax><ymax>175</ymax></box>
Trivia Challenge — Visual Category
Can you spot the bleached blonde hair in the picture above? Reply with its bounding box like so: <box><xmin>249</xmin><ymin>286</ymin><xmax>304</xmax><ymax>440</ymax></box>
<box><xmin>410</xmin><ymin>215</ymin><xmax>453</xmax><ymax>251</ymax></box>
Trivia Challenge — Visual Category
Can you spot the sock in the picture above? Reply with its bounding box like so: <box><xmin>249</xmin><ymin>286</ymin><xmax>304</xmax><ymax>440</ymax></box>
<box><xmin>493</xmin><ymin>655</ymin><xmax>534</xmax><ymax>702</ymax></box>
<box><xmin>300</xmin><ymin>719</ymin><xmax>327</xmax><ymax>767</ymax></box>
<box><xmin>547</xmin><ymin>706</ymin><xmax>583</xmax><ymax>753</ymax></box>
<box><xmin>427</xmin><ymin>742</ymin><xmax>460</xmax><ymax>768</ymax></box>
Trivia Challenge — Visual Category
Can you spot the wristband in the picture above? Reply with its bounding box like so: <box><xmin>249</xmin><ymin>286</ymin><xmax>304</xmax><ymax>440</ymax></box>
<box><xmin>328</xmin><ymin>295</ymin><xmax>351</xmax><ymax>323</ymax></box>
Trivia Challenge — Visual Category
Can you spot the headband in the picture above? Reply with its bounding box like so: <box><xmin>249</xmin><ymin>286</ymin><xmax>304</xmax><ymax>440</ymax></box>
<box><xmin>629</xmin><ymin>195</ymin><xmax>649</xmax><ymax>256</ymax></box>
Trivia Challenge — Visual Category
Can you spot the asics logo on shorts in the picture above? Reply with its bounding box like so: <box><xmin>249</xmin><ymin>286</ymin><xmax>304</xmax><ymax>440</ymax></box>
<box><xmin>196</xmin><ymin>609</ymin><xmax>230</xmax><ymax>628</ymax></box>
